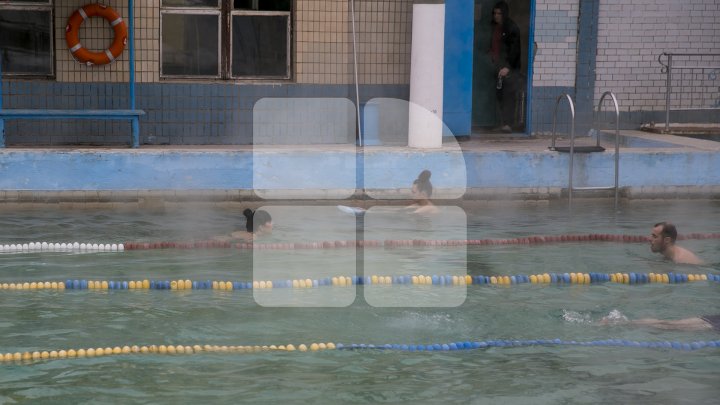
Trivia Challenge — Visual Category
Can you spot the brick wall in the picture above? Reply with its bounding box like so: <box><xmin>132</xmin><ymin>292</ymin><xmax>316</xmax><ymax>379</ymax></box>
<box><xmin>596</xmin><ymin>0</ymin><xmax>720</xmax><ymax>116</ymax></box>
<box><xmin>51</xmin><ymin>0</ymin><xmax>412</xmax><ymax>86</ymax></box>
<box><xmin>532</xmin><ymin>0</ymin><xmax>579</xmax><ymax>88</ymax></box>
<box><xmin>55</xmin><ymin>1</ymin><xmax>123</xmax><ymax>82</ymax></box>
<box><xmin>530</xmin><ymin>0</ymin><xmax>580</xmax><ymax>133</ymax></box>
<box><xmin>2</xmin><ymin>1</ymin><xmax>410</xmax><ymax>145</ymax></box>
<box><xmin>296</xmin><ymin>0</ymin><xmax>412</xmax><ymax>85</ymax></box>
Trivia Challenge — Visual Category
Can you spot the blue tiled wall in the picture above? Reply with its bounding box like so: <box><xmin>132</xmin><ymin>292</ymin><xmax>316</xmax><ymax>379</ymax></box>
<box><xmin>530</xmin><ymin>86</ymin><xmax>576</xmax><ymax>135</ymax></box>
<box><xmin>0</xmin><ymin>82</ymin><xmax>409</xmax><ymax>146</ymax></box>
<box><xmin>2</xmin><ymin>147</ymin><xmax>719</xmax><ymax>192</ymax></box>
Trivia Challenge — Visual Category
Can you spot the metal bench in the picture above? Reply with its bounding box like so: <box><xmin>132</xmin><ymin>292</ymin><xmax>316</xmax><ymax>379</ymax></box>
<box><xmin>0</xmin><ymin>109</ymin><xmax>145</xmax><ymax>148</ymax></box>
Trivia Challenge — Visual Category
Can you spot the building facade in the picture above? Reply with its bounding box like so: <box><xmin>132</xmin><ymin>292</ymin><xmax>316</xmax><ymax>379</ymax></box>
<box><xmin>0</xmin><ymin>0</ymin><xmax>718</xmax><ymax>146</ymax></box>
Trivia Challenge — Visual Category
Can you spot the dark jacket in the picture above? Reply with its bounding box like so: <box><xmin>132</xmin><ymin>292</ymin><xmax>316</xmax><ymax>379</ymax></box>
<box><xmin>490</xmin><ymin>1</ymin><xmax>522</xmax><ymax>72</ymax></box>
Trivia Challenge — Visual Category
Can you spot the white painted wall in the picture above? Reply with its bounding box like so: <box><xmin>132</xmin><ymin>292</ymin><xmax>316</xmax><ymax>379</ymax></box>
<box><xmin>596</xmin><ymin>0</ymin><xmax>720</xmax><ymax>112</ymax></box>
<box><xmin>532</xmin><ymin>0</ymin><xmax>580</xmax><ymax>88</ymax></box>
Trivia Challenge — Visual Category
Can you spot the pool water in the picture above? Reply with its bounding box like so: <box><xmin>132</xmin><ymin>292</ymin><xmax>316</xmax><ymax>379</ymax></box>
<box><xmin>682</xmin><ymin>133</ymin><xmax>720</xmax><ymax>143</ymax></box>
<box><xmin>0</xmin><ymin>201</ymin><xmax>719</xmax><ymax>404</ymax></box>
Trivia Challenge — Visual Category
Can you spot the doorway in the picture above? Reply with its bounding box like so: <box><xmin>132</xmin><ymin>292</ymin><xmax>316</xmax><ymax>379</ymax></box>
<box><xmin>472</xmin><ymin>0</ymin><xmax>530</xmax><ymax>133</ymax></box>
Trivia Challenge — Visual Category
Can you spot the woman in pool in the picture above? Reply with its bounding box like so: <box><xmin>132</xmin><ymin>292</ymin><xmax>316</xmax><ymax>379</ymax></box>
<box><xmin>216</xmin><ymin>209</ymin><xmax>273</xmax><ymax>242</ymax></box>
<box><xmin>405</xmin><ymin>170</ymin><xmax>439</xmax><ymax>214</ymax></box>
<box><xmin>337</xmin><ymin>170</ymin><xmax>438</xmax><ymax>216</ymax></box>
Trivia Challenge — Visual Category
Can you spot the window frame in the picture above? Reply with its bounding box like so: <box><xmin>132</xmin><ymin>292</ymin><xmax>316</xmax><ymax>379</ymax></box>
<box><xmin>159</xmin><ymin>7</ymin><xmax>223</xmax><ymax>79</ymax></box>
<box><xmin>229</xmin><ymin>10</ymin><xmax>291</xmax><ymax>80</ymax></box>
<box><xmin>160</xmin><ymin>0</ymin><xmax>292</xmax><ymax>81</ymax></box>
<box><xmin>0</xmin><ymin>0</ymin><xmax>54</xmax><ymax>78</ymax></box>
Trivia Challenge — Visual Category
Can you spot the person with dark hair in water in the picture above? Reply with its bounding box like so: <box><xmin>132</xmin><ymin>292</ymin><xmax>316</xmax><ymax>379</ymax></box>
<box><xmin>489</xmin><ymin>0</ymin><xmax>522</xmax><ymax>133</ymax></box>
<box><xmin>242</xmin><ymin>209</ymin><xmax>272</xmax><ymax>234</ymax></box>
<box><xmin>215</xmin><ymin>209</ymin><xmax>273</xmax><ymax>242</ymax></box>
<box><xmin>650</xmin><ymin>221</ymin><xmax>703</xmax><ymax>264</ymax></box>
<box><xmin>405</xmin><ymin>170</ymin><xmax>438</xmax><ymax>214</ymax></box>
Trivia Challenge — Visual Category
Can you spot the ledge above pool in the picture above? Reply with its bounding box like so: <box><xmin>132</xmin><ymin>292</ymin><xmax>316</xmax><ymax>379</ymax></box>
<box><xmin>0</xmin><ymin>131</ymin><xmax>719</xmax><ymax>203</ymax></box>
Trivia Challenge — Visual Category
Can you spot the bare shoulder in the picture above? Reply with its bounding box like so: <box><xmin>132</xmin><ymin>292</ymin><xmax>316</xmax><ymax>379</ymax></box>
<box><xmin>413</xmin><ymin>205</ymin><xmax>440</xmax><ymax>215</ymax></box>
<box><xmin>230</xmin><ymin>231</ymin><xmax>254</xmax><ymax>242</ymax></box>
<box><xmin>675</xmin><ymin>247</ymin><xmax>703</xmax><ymax>265</ymax></box>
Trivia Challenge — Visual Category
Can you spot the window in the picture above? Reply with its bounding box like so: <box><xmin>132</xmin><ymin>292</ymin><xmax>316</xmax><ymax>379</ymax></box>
<box><xmin>161</xmin><ymin>0</ymin><xmax>291</xmax><ymax>80</ymax></box>
<box><xmin>0</xmin><ymin>1</ymin><xmax>53</xmax><ymax>76</ymax></box>
<box><xmin>162</xmin><ymin>12</ymin><xmax>221</xmax><ymax>77</ymax></box>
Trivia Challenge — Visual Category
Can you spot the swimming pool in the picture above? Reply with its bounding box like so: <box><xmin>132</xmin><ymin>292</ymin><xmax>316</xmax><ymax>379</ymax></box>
<box><xmin>0</xmin><ymin>201</ymin><xmax>719</xmax><ymax>403</ymax></box>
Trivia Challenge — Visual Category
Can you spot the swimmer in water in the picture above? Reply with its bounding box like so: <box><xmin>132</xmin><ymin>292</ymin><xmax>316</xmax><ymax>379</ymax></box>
<box><xmin>600</xmin><ymin>312</ymin><xmax>720</xmax><ymax>332</ymax></box>
<box><xmin>650</xmin><ymin>221</ymin><xmax>703</xmax><ymax>265</ymax></box>
<box><xmin>405</xmin><ymin>170</ymin><xmax>439</xmax><ymax>215</ymax></box>
<box><xmin>216</xmin><ymin>209</ymin><xmax>272</xmax><ymax>242</ymax></box>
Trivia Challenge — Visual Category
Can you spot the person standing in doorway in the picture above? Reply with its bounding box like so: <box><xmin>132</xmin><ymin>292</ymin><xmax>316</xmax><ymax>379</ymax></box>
<box><xmin>489</xmin><ymin>1</ymin><xmax>522</xmax><ymax>133</ymax></box>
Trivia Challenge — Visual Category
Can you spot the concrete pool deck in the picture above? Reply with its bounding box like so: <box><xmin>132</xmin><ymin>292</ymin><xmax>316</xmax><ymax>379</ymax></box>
<box><xmin>0</xmin><ymin>130</ymin><xmax>719</xmax><ymax>205</ymax></box>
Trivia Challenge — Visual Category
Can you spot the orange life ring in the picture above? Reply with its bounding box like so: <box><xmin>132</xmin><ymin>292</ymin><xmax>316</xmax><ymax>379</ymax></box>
<box><xmin>65</xmin><ymin>4</ymin><xmax>127</xmax><ymax>66</ymax></box>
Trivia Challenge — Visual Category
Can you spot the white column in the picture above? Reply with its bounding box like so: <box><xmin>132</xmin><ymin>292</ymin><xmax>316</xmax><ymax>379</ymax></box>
<box><xmin>408</xmin><ymin>2</ymin><xmax>445</xmax><ymax>149</ymax></box>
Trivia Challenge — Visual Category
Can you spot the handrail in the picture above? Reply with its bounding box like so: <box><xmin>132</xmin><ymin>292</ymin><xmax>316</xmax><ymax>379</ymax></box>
<box><xmin>550</xmin><ymin>93</ymin><xmax>620</xmax><ymax>207</ymax></box>
<box><xmin>549</xmin><ymin>94</ymin><xmax>575</xmax><ymax>150</ymax></box>
<box><xmin>658</xmin><ymin>52</ymin><xmax>720</xmax><ymax>133</ymax></box>
<box><xmin>550</xmin><ymin>94</ymin><xmax>576</xmax><ymax>205</ymax></box>
<box><xmin>595</xmin><ymin>91</ymin><xmax>620</xmax><ymax>208</ymax></box>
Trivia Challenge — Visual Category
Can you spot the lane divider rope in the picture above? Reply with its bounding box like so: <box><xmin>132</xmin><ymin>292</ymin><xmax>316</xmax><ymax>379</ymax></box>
<box><xmin>2</xmin><ymin>272</ymin><xmax>718</xmax><ymax>292</ymax></box>
<box><xmin>0</xmin><ymin>242</ymin><xmax>123</xmax><ymax>253</ymax></box>
<box><xmin>2</xmin><ymin>233</ymin><xmax>719</xmax><ymax>254</ymax></box>
<box><xmin>3</xmin><ymin>339</ymin><xmax>718</xmax><ymax>364</ymax></box>
<box><xmin>122</xmin><ymin>232</ymin><xmax>720</xmax><ymax>251</ymax></box>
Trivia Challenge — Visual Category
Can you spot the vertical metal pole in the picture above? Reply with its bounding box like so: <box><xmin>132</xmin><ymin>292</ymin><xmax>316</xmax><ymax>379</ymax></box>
<box><xmin>350</xmin><ymin>0</ymin><xmax>362</xmax><ymax>147</ymax></box>
<box><xmin>525</xmin><ymin>0</ymin><xmax>536</xmax><ymax>135</ymax></box>
<box><xmin>596</xmin><ymin>91</ymin><xmax>621</xmax><ymax>208</ymax></box>
<box><xmin>129</xmin><ymin>0</ymin><xmax>139</xmax><ymax>148</ymax></box>
<box><xmin>551</xmin><ymin>98</ymin><xmax>558</xmax><ymax>149</ymax></box>
<box><xmin>0</xmin><ymin>56</ymin><xmax>4</xmax><ymax>148</ymax></box>
<box><xmin>614</xmin><ymin>101</ymin><xmax>620</xmax><ymax>209</ymax></box>
<box><xmin>556</xmin><ymin>94</ymin><xmax>576</xmax><ymax>207</ymax></box>
<box><xmin>664</xmin><ymin>54</ymin><xmax>671</xmax><ymax>133</ymax></box>
<box><xmin>132</xmin><ymin>117</ymin><xmax>139</xmax><ymax>148</ymax></box>
<box><xmin>568</xmin><ymin>101</ymin><xmax>575</xmax><ymax>206</ymax></box>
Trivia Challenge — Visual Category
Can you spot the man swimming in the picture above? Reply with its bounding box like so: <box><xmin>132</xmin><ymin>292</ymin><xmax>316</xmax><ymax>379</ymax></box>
<box><xmin>650</xmin><ymin>222</ymin><xmax>703</xmax><ymax>265</ymax></box>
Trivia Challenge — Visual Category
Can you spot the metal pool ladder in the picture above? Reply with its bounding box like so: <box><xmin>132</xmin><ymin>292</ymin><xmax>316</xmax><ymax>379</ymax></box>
<box><xmin>549</xmin><ymin>92</ymin><xmax>621</xmax><ymax>207</ymax></box>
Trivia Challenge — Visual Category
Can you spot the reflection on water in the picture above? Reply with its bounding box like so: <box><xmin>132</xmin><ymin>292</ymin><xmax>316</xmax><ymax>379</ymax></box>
<box><xmin>0</xmin><ymin>201</ymin><xmax>718</xmax><ymax>403</ymax></box>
